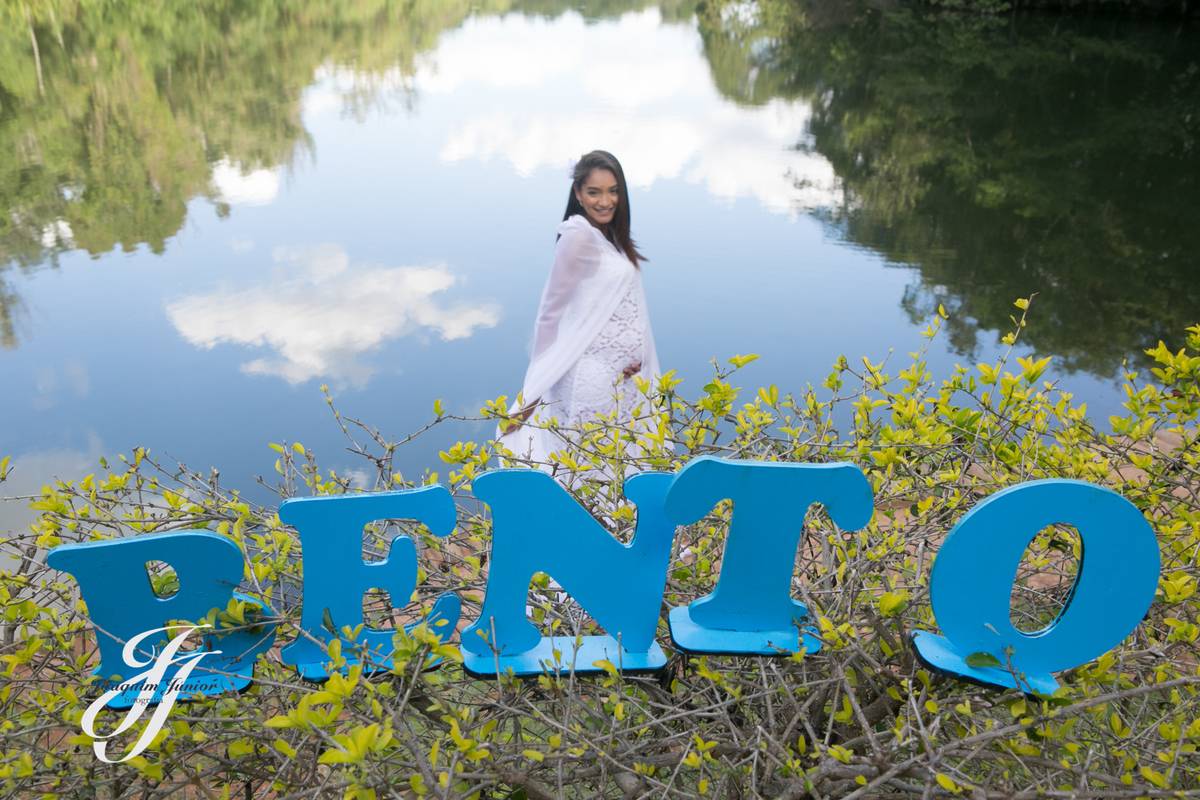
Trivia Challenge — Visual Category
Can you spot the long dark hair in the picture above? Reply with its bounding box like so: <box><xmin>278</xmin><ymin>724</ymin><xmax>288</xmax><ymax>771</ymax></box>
<box><xmin>562</xmin><ymin>150</ymin><xmax>646</xmax><ymax>268</ymax></box>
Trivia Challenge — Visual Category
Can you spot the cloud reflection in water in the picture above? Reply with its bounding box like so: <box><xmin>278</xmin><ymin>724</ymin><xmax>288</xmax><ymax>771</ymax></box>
<box><xmin>211</xmin><ymin>158</ymin><xmax>284</xmax><ymax>207</ymax></box>
<box><xmin>167</xmin><ymin>244</ymin><xmax>500</xmax><ymax>387</ymax></box>
<box><xmin>426</xmin><ymin>9</ymin><xmax>838</xmax><ymax>213</ymax></box>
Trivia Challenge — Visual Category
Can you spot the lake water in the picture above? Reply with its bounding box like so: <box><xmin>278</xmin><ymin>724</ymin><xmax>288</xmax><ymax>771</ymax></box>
<box><xmin>2</xmin><ymin>1</ymin><xmax>1197</xmax><ymax>530</ymax></box>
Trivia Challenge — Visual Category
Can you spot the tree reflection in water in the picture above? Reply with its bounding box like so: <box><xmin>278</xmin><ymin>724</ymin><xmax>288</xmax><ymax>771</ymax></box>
<box><xmin>0</xmin><ymin>0</ymin><xmax>522</xmax><ymax>346</ymax></box>
<box><xmin>2</xmin><ymin>0</ymin><xmax>1197</xmax><ymax>376</ymax></box>
<box><xmin>699</xmin><ymin>0</ymin><xmax>1199</xmax><ymax>374</ymax></box>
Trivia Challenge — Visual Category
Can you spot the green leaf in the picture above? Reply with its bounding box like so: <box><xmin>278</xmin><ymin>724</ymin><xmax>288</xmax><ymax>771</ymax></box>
<box><xmin>318</xmin><ymin>748</ymin><xmax>355</xmax><ymax>764</ymax></box>
<box><xmin>935</xmin><ymin>773</ymin><xmax>959</xmax><ymax>792</ymax></box>
<box><xmin>228</xmin><ymin>739</ymin><xmax>256</xmax><ymax>758</ymax></box>
<box><xmin>727</xmin><ymin>354</ymin><xmax>760</xmax><ymax>368</ymax></box>
<box><xmin>827</xmin><ymin>744</ymin><xmax>852</xmax><ymax>763</ymax></box>
<box><xmin>591</xmin><ymin>659</ymin><xmax>619</xmax><ymax>677</ymax></box>
<box><xmin>964</xmin><ymin>652</ymin><xmax>1002</xmax><ymax>668</ymax></box>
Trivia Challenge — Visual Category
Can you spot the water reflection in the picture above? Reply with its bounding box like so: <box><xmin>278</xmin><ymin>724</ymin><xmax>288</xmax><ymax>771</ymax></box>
<box><xmin>0</xmin><ymin>437</ymin><xmax>104</xmax><ymax>536</ymax></box>
<box><xmin>0</xmin><ymin>0</ymin><xmax>497</xmax><ymax>346</ymax></box>
<box><xmin>167</xmin><ymin>244</ymin><xmax>500</xmax><ymax>387</ymax></box>
<box><xmin>5</xmin><ymin>0</ymin><xmax>1190</xmax><ymax>374</ymax></box>
<box><xmin>432</xmin><ymin>9</ymin><xmax>839</xmax><ymax>212</ymax></box>
<box><xmin>29</xmin><ymin>360</ymin><xmax>90</xmax><ymax>411</ymax></box>
<box><xmin>211</xmin><ymin>160</ymin><xmax>284</xmax><ymax>208</ymax></box>
<box><xmin>701</xmin><ymin>0</ymin><xmax>1200</xmax><ymax>373</ymax></box>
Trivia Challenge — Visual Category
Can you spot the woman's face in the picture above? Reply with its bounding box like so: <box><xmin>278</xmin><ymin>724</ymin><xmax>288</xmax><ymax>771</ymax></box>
<box><xmin>574</xmin><ymin>168</ymin><xmax>619</xmax><ymax>228</ymax></box>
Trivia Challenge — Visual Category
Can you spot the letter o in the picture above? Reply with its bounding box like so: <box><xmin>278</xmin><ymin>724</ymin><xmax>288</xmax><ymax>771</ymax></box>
<box><xmin>914</xmin><ymin>480</ymin><xmax>1159</xmax><ymax>691</ymax></box>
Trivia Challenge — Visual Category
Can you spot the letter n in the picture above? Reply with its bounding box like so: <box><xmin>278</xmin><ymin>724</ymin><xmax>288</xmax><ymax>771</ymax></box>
<box><xmin>461</xmin><ymin>470</ymin><xmax>674</xmax><ymax>677</ymax></box>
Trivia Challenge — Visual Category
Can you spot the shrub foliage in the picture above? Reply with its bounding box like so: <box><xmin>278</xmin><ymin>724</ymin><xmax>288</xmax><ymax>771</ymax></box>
<box><xmin>2</xmin><ymin>301</ymin><xmax>1199</xmax><ymax>799</ymax></box>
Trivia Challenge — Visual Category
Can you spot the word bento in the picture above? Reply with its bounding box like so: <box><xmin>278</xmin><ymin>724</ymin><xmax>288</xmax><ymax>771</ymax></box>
<box><xmin>47</xmin><ymin>456</ymin><xmax>1160</xmax><ymax>708</ymax></box>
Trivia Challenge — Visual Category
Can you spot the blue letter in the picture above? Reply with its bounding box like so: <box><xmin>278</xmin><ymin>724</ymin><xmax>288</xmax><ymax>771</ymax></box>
<box><xmin>47</xmin><ymin>530</ymin><xmax>276</xmax><ymax>708</ymax></box>
<box><xmin>663</xmin><ymin>457</ymin><xmax>874</xmax><ymax>655</ymax></box>
<box><xmin>279</xmin><ymin>486</ymin><xmax>461</xmax><ymax>680</ymax></box>
<box><xmin>912</xmin><ymin>480</ymin><xmax>1160</xmax><ymax>693</ymax></box>
<box><xmin>461</xmin><ymin>470</ymin><xmax>675</xmax><ymax>677</ymax></box>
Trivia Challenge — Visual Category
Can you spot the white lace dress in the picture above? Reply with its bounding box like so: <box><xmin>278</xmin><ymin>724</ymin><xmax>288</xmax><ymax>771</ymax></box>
<box><xmin>550</xmin><ymin>281</ymin><xmax>645</xmax><ymax>427</ymax></box>
<box><xmin>498</xmin><ymin>214</ymin><xmax>661</xmax><ymax>466</ymax></box>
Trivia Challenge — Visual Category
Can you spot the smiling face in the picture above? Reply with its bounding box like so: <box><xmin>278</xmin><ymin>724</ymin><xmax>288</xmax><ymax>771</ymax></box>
<box><xmin>574</xmin><ymin>168</ymin><xmax>620</xmax><ymax>229</ymax></box>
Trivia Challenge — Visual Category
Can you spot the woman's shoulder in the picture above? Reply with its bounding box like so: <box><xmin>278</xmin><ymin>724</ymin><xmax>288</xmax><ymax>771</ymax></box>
<box><xmin>556</xmin><ymin>214</ymin><xmax>598</xmax><ymax>239</ymax></box>
<box><xmin>554</xmin><ymin>215</ymin><xmax>605</xmax><ymax>258</ymax></box>
<box><xmin>556</xmin><ymin>215</ymin><xmax>623</xmax><ymax>259</ymax></box>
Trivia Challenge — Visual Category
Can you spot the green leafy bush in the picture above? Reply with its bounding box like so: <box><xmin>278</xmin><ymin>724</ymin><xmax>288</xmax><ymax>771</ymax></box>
<box><xmin>2</xmin><ymin>300</ymin><xmax>1198</xmax><ymax>798</ymax></box>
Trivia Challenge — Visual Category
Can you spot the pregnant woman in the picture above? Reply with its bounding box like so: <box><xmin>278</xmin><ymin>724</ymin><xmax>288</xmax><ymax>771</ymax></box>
<box><xmin>498</xmin><ymin>150</ymin><xmax>662</xmax><ymax>472</ymax></box>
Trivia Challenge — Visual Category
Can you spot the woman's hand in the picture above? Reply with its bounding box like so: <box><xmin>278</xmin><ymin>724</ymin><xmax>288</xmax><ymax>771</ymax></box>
<box><xmin>621</xmin><ymin>363</ymin><xmax>642</xmax><ymax>380</ymax></box>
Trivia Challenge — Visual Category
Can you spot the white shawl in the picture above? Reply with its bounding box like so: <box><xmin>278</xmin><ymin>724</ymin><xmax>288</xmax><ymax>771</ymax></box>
<box><xmin>499</xmin><ymin>215</ymin><xmax>661</xmax><ymax>462</ymax></box>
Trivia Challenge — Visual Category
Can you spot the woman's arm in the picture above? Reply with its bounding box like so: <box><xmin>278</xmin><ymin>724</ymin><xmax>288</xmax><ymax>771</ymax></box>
<box><xmin>530</xmin><ymin>224</ymin><xmax>601</xmax><ymax>361</ymax></box>
<box><xmin>504</xmin><ymin>223</ymin><xmax>601</xmax><ymax>433</ymax></box>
